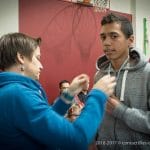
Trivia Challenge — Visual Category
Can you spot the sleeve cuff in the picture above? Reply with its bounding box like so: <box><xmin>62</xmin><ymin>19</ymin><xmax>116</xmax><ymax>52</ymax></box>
<box><xmin>88</xmin><ymin>89</ymin><xmax>108</xmax><ymax>103</ymax></box>
<box><xmin>112</xmin><ymin>103</ymin><xmax>128</xmax><ymax>119</ymax></box>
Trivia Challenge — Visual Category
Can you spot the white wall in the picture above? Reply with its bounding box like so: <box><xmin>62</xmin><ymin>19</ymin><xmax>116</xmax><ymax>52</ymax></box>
<box><xmin>0</xmin><ymin>0</ymin><xmax>150</xmax><ymax>56</ymax></box>
<box><xmin>110</xmin><ymin>0</ymin><xmax>131</xmax><ymax>14</ymax></box>
<box><xmin>0</xmin><ymin>0</ymin><xmax>18</xmax><ymax>36</ymax></box>
<box><xmin>135</xmin><ymin>0</ymin><xmax>150</xmax><ymax>55</ymax></box>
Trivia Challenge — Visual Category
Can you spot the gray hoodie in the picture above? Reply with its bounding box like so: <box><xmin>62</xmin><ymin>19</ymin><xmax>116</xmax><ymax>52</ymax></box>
<box><xmin>95</xmin><ymin>48</ymin><xmax>150</xmax><ymax>150</ymax></box>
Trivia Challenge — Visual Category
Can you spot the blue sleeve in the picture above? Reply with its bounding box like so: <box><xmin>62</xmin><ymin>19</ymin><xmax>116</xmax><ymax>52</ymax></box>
<box><xmin>52</xmin><ymin>97</ymin><xmax>71</xmax><ymax>115</ymax></box>
<box><xmin>12</xmin><ymin>88</ymin><xmax>107</xmax><ymax>150</ymax></box>
<box><xmin>73</xmin><ymin>89</ymin><xmax>107</xmax><ymax>145</ymax></box>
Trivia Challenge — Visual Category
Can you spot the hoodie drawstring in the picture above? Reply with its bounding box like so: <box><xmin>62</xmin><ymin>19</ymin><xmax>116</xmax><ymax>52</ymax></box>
<box><xmin>120</xmin><ymin>63</ymin><xmax>129</xmax><ymax>101</ymax></box>
<box><xmin>108</xmin><ymin>56</ymin><xmax>129</xmax><ymax>101</ymax></box>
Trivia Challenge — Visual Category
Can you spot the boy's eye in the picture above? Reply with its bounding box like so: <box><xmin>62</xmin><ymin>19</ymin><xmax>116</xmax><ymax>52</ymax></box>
<box><xmin>110</xmin><ymin>34</ymin><xmax>119</xmax><ymax>39</ymax></box>
<box><xmin>100</xmin><ymin>35</ymin><xmax>106</xmax><ymax>41</ymax></box>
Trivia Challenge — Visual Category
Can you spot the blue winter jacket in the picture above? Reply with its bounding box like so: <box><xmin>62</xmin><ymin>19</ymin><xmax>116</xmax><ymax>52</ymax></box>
<box><xmin>0</xmin><ymin>72</ymin><xmax>107</xmax><ymax>150</ymax></box>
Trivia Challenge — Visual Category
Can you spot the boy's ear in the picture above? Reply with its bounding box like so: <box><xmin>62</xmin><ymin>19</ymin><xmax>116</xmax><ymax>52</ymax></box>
<box><xmin>128</xmin><ymin>35</ymin><xmax>134</xmax><ymax>48</ymax></box>
<box><xmin>16</xmin><ymin>52</ymin><xmax>24</xmax><ymax>64</ymax></box>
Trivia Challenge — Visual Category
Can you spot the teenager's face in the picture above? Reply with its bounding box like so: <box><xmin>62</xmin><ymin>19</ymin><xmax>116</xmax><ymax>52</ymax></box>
<box><xmin>60</xmin><ymin>82</ymin><xmax>70</xmax><ymax>93</ymax></box>
<box><xmin>100</xmin><ymin>22</ymin><xmax>133</xmax><ymax>61</ymax></box>
<box><xmin>24</xmin><ymin>46</ymin><xmax>43</xmax><ymax>80</ymax></box>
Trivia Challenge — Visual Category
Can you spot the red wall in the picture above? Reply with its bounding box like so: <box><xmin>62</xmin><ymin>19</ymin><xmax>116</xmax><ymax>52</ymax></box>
<box><xmin>19</xmin><ymin>0</ymin><xmax>131</xmax><ymax>103</ymax></box>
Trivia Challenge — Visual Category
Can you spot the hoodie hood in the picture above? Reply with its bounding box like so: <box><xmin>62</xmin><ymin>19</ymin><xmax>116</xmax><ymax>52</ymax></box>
<box><xmin>96</xmin><ymin>48</ymin><xmax>147</xmax><ymax>72</ymax></box>
<box><xmin>95</xmin><ymin>48</ymin><xmax>148</xmax><ymax>102</ymax></box>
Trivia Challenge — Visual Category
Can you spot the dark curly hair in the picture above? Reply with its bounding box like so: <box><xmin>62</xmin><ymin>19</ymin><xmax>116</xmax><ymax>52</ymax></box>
<box><xmin>101</xmin><ymin>13</ymin><xmax>133</xmax><ymax>38</ymax></box>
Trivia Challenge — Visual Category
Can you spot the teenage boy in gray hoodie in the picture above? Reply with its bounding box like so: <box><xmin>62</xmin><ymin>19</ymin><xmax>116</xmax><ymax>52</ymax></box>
<box><xmin>95</xmin><ymin>13</ymin><xmax>150</xmax><ymax>150</ymax></box>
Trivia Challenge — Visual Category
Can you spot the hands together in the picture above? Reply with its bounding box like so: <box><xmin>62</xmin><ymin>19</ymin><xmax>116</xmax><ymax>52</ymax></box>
<box><xmin>68</xmin><ymin>74</ymin><xmax>116</xmax><ymax>97</ymax></box>
<box><xmin>68</xmin><ymin>74</ymin><xmax>89</xmax><ymax>96</ymax></box>
<box><xmin>93</xmin><ymin>75</ymin><xmax>116</xmax><ymax>96</ymax></box>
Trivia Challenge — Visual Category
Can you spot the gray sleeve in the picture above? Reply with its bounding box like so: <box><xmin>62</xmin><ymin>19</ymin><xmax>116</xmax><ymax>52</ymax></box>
<box><xmin>113</xmin><ymin>103</ymin><xmax>150</xmax><ymax>134</ymax></box>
